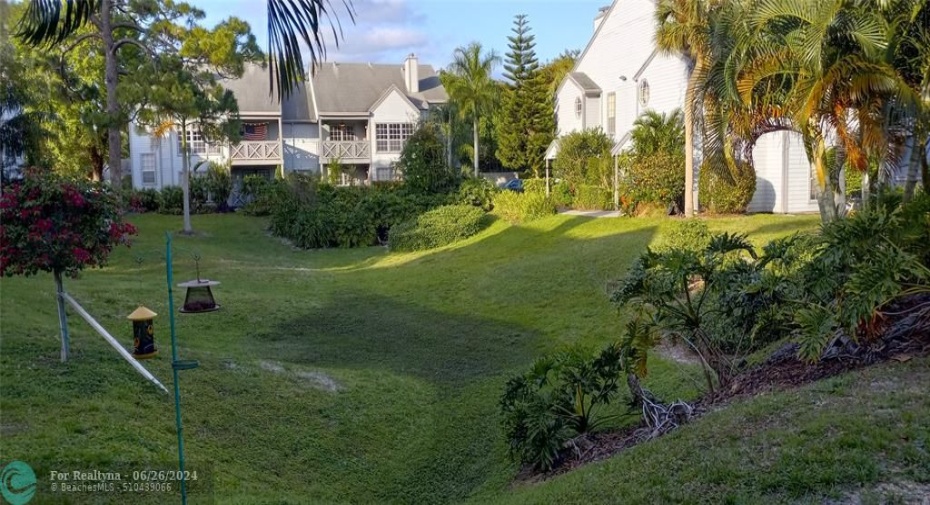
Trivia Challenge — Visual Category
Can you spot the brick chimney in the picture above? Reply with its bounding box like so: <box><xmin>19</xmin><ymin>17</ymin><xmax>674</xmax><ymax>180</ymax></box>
<box><xmin>403</xmin><ymin>53</ymin><xmax>419</xmax><ymax>93</ymax></box>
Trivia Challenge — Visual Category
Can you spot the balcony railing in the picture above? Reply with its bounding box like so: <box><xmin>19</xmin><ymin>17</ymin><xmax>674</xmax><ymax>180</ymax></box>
<box><xmin>230</xmin><ymin>141</ymin><xmax>281</xmax><ymax>164</ymax></box>
<box><xmin>321</xmin><ymin>140</ymin><xmax>370</xmax><ymax>161</ymax></box>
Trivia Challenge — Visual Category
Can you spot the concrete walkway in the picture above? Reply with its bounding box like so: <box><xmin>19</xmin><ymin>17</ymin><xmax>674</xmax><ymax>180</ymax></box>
<box><xmin>559</xmin><ymin>209</ymin><xmax>623</xmax><ymax>218</ymax></box>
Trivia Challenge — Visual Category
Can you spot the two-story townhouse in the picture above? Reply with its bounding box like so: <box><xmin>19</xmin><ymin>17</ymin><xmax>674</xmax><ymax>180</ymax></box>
<box><xmin>129</xmin><ymin>54</ymin><xmax>447</xmax><ymax>196</ymax></box>
<box><xmin>550</xmin><ymin>0</ymin><xmax>819</xmax><ymax>214</ymax></box>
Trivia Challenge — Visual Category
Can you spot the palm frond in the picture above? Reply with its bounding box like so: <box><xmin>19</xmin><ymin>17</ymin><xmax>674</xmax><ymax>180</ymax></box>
<box><xmin>16</xmin><ymin>0</ymin><xmax>99</xmax><ymax>47</ymax></box>
<box><xmin>266</xmin><ymin>0</ymin><xmax>355</xmax><ymax>100</ymax></box>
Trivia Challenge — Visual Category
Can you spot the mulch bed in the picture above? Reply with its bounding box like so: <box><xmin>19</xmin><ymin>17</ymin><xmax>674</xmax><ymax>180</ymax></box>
<box><xmin>517</xmin><ymin>295</ymin><xmax>930</xmax><ymax>484</ymax></box>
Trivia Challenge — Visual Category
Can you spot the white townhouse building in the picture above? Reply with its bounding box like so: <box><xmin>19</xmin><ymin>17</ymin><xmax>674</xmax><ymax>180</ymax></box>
<box><xmin>128</xmin><ymin>54</ymin><xmax>448</xmax><ymax>198</ymax></box>
<box><xmin>550</xmin><ymin>0</ymin><xmax>819</xmax><ymax>214</ymax></box>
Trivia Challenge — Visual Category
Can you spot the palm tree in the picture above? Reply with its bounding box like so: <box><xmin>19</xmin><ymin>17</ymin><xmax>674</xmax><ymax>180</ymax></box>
<box><xmin>629</xmin><ymin>109</ymin><xmax>685</xmax><ymax>157</ymax></box>
<box><xmin>655</xmin><ymin>0</ymin><xmax>721</xmax><ymax>217</ymax></box>
<box><xmin>15</xmin><ymin>0</ymin><xmax>354</xmax><ymax>188</ymax></box>
<box><xmin>442</xmin><ymin>42</ymin><xmax>500</xmax><ymax>177</ymax></box>
<box><xmin>741</xmin><ymin>0</ymin><xmax>920</xmax><ymax>221</ymax></box>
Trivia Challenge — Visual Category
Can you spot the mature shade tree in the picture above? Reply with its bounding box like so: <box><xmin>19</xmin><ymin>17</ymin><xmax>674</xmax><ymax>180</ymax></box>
<box><xmin>496</xmin><ymin>14</ymin><xmax>555</xmax><ymax>177</ymax></box>
<box><xmin>15</xmin><ymin>0</ymin><xmax>354</xmax><ymax>187</ymax></box>
<box><xmin>655</xmin><ymin>0</ymin><xmax>720</xmax><ymax>217</ymax></box>
<box><xmin>441</xmin><ymin>42</ymin><xmax>501</xmax><ymax>177</ymax></box>
<box><xmin>137</xmin><ymin>13</ymin><xmax>261</xmax><ymax>233</ymax></box>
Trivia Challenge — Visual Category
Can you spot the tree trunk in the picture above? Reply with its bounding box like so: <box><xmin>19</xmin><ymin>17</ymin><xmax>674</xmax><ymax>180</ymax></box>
<box><xmin>180</xmin><ymin>121</ymin><xmax>193</xmax><ymax>233</ymax></box>
<box><xmin>90</xmin><ymin>145</ymin><xmax>104</xmax><ymax>182</ymax></box>
<box><xmin>861</xmin><ymin>171</ymin><xmax>870</xmax><ymax>210</ymax></box>
<box><xmin>54</xmin><ymin>270</ymin><xmax>70</xmax><ymax>362</ymax></box>
<box><xmin>473</xmin><ymin>117</ymin><xmax>479</xmax><ymax>178</ymax></box>
<box><xmin>922</xmin><ymin>138</ymin><xmax>929</xmax><ymax>195</ymax></box>
<box><xmin>903</xmin><ymin>135</ymin><xmax>921</xmax><ymax>202</ymax></box>
<box><xmin>100</xmin><ymin>0</ymin><xmax>122</xmax><ymax>189</ymax></box>
<box><xmin>683</xmin><ymin>59</ymin><xmax>703</xmax><ymax>218</ymax></box>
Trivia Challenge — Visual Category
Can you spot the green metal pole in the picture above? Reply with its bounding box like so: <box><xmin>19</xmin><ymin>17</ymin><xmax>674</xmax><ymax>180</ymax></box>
<box><xmin>166</xmin><ymin>233</ymin><xmax>188</xmax><ymax>505</ymax></box>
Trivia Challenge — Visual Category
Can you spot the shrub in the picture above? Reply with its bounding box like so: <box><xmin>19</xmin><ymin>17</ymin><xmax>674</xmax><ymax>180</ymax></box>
<box><xmin>792</xmin><ymin>195</ymin><xmax>930</xmax><ymax>360</ymax></box>
<box><xmin>239</xmin><ymin>175</ymin><xmax>276</xmax><ymax>216</ymax></box>
<box><xmin>397</xmin><ymin>123</ymin><xmax>458</xmax><ymax>195</ymax></box>
<box><xmin>698</xmin><ymin>160</ymin><xmax>756</xmax><ymax>214</ymax></box>
<box><xmin>653</xmin><ymin>220</ymin><xmax>712</xmax><ymax>253</ymax></box>
<box><xmin>0</xmin><ymin>170</ymin><xmax>136</xmax><ymax>279</ymax></box>
<box><xmin>204</xmin><ymin>162</ymin><xmax>232</xmax><ymax>211</ymax></box>
<box><xmin>267</xmin><ymin>179</ymin><xmax>449</xmax><ymax>249</ymax></box>
<box><xmin>552</xmin><ymin>129</ymin><xmax>612</xmax><ymax>191</ymax></box>
<box><xmin>458</xmin><ymin>177</ymin><xmax>498</xmax><ymax>211</ymax></box>
<box><xmin>122</xmin><ymin>188</ymin><xmax>160</xmax><ymax>213</ymax></box>
<box><xmin>619</xmin><ymin>150</ymin><xmax>685</xmax><ymax>212</ymax></box>
<box><xmin>493</xmin><ymin>191</ymin><xmax>556</xmax><ymax>224</ymax></box>
<box><xmin>389</xmin><ymin>205</ymin><xmax>488</xmax><ymax>252</ymax></box>
<box><xmin>500</xmin><ymin>344</ymin><xmax>625</xmax><ymax>471</ymax></box>
<box><xmin>522</xmin><ymin>178</ymin><xmax>546</xmax><ymax>195</ymax></box>
<box><xmin>158</xmin><ymin>186</ymin><xmax>184</xmax><ymax>215</ymax></box>
<box><xmin>573</xmin><ymin>184</ymin><xmax>612</xmax><ymax>210</ymax></box>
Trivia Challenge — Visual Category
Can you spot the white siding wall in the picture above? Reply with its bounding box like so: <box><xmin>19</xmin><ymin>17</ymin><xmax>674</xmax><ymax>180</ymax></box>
<box><xmin>556</xmin><ymin>83</ymin><xmax>583</xmax><ymax>135</ymax></box>
<box><xmin>370</xmin><ymin>89</ymin><xmax>421</xmax><ymax>178</ymax></box>
<box><xmin>283</xmin><ymin>122</ymin><xmax>320</xmax><ymax>172</ymax></box>
<box><xmin>784</xmin><ymin>131</ymin><xmax>819</xmax><ymax>213</ymax></box>
<box><xmin>748</xmin><ymin>132</ymin><xmax>785</xmax><ymax>213</ymax></box>
<box><xmin>584</xmin><ymin>95</ymin><xmax>601</xmax><ymax>129</ymax></box>
<box><xmin>748</xmin><ymin>131</ymin><xmax>818</xmax><ymax>214</ymax></box>
<box><xmin>573</xmin><ymin>0</ymin><xmax>688</xmax><ymax>146</ymax></box>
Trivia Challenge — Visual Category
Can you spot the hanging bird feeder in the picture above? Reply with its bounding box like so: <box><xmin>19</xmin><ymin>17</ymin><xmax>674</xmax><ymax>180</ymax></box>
<box><xmin>177</xmin><ymin>279</ymin><xmax>221</xmax><ymax>313</ymax></box>
<box><xmin>127</xmin><ymin>306</ymin><xmax>158</xmax><ymax>359</ymax></box>
<box><xmin>177</xmin><ymin>253</ymin><xmax>221</xmax><ymax>313</ymax></box>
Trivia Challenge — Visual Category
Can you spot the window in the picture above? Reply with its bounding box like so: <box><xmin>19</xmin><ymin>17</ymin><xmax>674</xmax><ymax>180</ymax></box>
<box><xmin>607</xmin><ymin>92</ymin><xmax>616</xmax><ymax>135</ymax></box>
<box><xmin>177</xmin><ymin>128</ymin><xmax>220</xmax><ymax>155</ymax></box>
<box><xmin>574</xmin><ymin>97</ymin><xmax>583</xmax><ymax>119</ymax></box>
<box><xmin>638</xmin><ymin>79</ymin><xmax>650</xmax><ymax>108</ymax></box>
<box><xmin>375</xmin><ymin>123</ymin><xmax>415</xmax><ymax>153</ymax></box>
<box><xmin>330</xmin><ymin>124</ymin><xmax>357</xmax><ymax>141</ymax></box>
<box><xmin>140</xmin><ymin>153</ymin><xmax>156</xmax><ymax>186</ymax></box>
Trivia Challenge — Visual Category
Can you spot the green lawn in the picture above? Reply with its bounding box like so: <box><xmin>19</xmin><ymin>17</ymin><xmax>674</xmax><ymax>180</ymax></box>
<box><xmin>7</xmin><ymin>212</ymin><xmax>924</xmax><ymax>504</ymax></box>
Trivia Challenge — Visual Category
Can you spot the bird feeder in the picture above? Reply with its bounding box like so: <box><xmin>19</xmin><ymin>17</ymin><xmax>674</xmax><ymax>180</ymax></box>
<box><xmin>127</xmin><ymin>306</ymin><xmax>158</xmax><ymax>359</ymax></box>
<box><xmin>177</xmin><ymin>254</ymin><xmax>221</xmax><ymax>313</ymax></box>
<box><xmin>177</xmin><ymin>279</ymin><xmax>221</xmax><ymax>313</ymax></box>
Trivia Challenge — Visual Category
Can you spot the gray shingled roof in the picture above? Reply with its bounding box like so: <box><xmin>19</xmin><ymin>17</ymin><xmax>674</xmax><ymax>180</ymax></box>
<box><xmin>282</xmin><ymin>81</ymin><xmax>316</xmax><ymax>121</ymax></box>
<box><xmin>220</xmin><ymin>64</ymin><xmax>280</xmax><ymax>115</ymax></box>
<box><xmin>569</xmin><ymin>72</ymin><xmax>601</xmax><ymax>94</ymax></box>
<box><xmin>311</xmin><ymin>62</ymin><xmax>447</xmax><ymax>114</ymax></box>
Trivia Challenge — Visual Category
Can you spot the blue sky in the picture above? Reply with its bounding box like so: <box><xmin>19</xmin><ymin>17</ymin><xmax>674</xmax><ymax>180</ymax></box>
<box><xmin>199</xmin><ymin>0</ymin><xmax>608</xmax><ymax>71</ymax></box>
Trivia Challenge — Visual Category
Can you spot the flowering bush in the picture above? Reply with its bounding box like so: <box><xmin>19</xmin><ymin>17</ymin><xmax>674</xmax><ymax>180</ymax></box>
<box><xmin>1</xmin><ymin>170</ymin><xmax>137</xmax><ymax>278</ymax></box>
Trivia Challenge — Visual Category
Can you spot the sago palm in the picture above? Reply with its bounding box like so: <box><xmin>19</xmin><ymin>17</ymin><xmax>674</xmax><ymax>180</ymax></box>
<box><xmin>442</xmin><ymin>42</ymin><xmax>500</xmax><ymax>177</ymax></box>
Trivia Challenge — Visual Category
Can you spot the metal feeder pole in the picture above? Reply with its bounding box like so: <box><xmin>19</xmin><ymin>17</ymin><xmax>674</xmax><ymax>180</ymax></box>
<box><xmin>166</xmin><ymin>233</ymin><xmax>199</xmax><ymax>505</ymax></box>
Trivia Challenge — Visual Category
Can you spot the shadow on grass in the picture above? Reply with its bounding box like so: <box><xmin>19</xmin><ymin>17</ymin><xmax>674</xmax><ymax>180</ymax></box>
<box><xmin>251</xmin><ymin>292</ymin><xmax>539</xmax><ymax>385</ymax></box>
<box><xmin>743</xmin><ymin>214</ymin><xmax>821</xmax><ymax>238</ymax></box>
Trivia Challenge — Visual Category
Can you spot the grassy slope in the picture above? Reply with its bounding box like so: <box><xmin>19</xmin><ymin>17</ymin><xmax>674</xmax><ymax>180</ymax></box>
<box><xmin>8</xmin><ymin>212</ymin><xmax>919</xmax><ymax>505</ymax></box>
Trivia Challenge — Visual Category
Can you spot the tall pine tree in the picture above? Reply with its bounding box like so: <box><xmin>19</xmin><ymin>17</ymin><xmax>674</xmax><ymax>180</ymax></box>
<box><xmin>496</xmin><ymin>14</ymin><xmax>555</xmax><ymax>177</ymax></box>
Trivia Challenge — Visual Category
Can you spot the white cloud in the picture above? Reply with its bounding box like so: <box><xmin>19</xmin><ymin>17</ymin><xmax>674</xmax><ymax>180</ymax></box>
<box><xmin>321</xmin><ymin>0</ymin><xmax>431</xmax><ymax>63</ymax></box>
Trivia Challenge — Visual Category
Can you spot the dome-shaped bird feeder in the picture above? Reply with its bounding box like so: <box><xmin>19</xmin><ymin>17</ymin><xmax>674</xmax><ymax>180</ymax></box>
<box><xmin>177</xmin><ymin>254</ymin><xmax>221</xmax><ymax>313</ymax></box>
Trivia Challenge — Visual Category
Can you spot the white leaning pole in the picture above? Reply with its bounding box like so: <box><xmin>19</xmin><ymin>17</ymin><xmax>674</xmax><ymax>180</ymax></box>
<box><xmin>60</xmin><ymin>292</ymin><xmax>169</xmax><ymax>394</ymax></box>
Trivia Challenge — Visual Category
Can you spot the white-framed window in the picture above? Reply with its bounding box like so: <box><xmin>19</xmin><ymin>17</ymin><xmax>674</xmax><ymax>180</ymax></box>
<box><xmin>140</xmin><ymin>153</ymin><xmax>156</xmax><ymax>186</ymax></box>
<box><xmin>638</xmin><ymin>79</ymin><xmax>650</xmax><ymax>108</ymax></box>
<box><xmin>607</xmin><ymin>92</ymin><xmax>616</xmax><ymax>136</ymax></box>
<box><xmin>375</xmin><ymin>123</ymin><xmax>415</xmax><ymax>153</ymax></box>
<box><xmin>330</xmin><ymin>124</ymin><xmax>357</xmax><ymax>141</ymax></box>
<box><xmin>177</xmin><ymin>128</ymin><xmax>220</xmax><ymax>155</ymax></box>
<box><xmin>574</xmin><ymin>97</ymin><xmax>583</xmax><ymax>119</ymax></box>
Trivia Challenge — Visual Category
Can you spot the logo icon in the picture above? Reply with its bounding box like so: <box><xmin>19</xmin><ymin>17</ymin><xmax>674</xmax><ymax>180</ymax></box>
<box><xmin>1</xmin><ymin>461</ymin><xmax>36</xmax><ymax>505</ymax></box>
